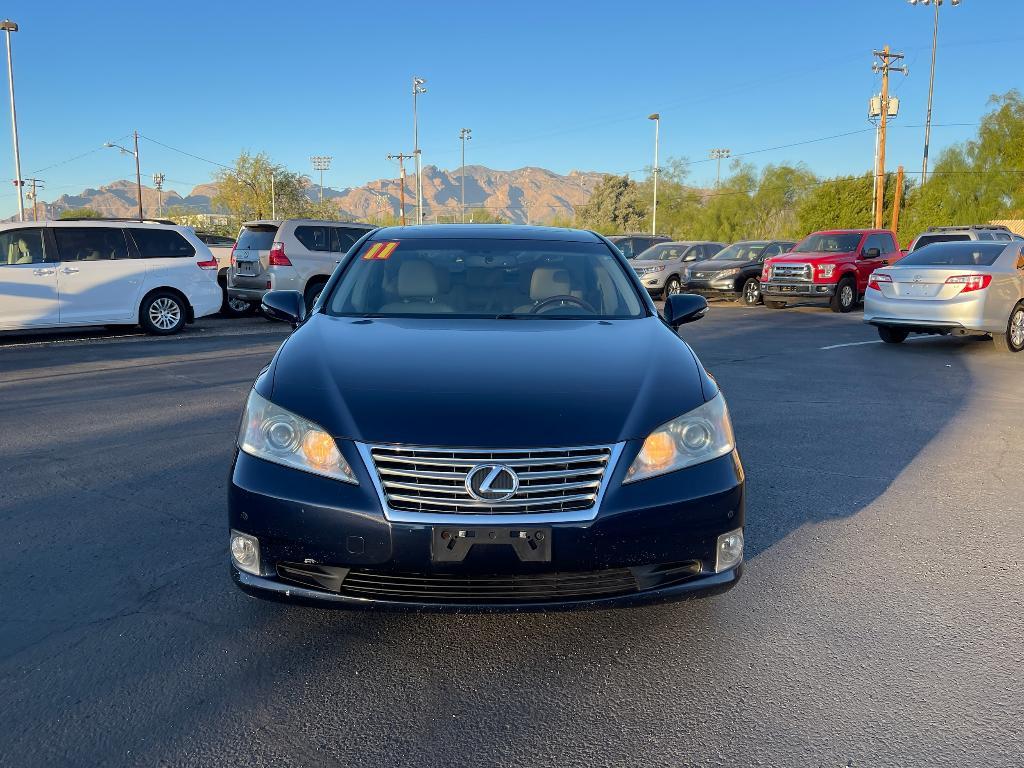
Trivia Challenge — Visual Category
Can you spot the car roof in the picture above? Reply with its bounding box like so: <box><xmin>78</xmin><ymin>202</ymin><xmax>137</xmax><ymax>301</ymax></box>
<box><xmin>368</xmin><ymin>224</ymin><xmax>604</xmax><ymax>242</ymax></box>
<box><xmin>241</xmin><ymin>219</ymin><xmax>375</xmax><ymax>228</ymax></box>
<box><xmin>811</xmin><ymin>229</ymin><xmax>882</xmax><ymax>235</ymax></box>
<box><xmin>0</xmin><ymin>219</ymin><xmax>188</xmax><ymax>231</ymax></box>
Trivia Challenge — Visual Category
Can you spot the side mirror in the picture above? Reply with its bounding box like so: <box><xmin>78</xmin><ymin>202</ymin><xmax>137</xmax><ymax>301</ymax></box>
<box><xmin>663</xmin><ymin>293</ymin><xmax>708</xmax><ymax>329</ymax></box>
<box><xmin>862</xmin><ymin>247</ymin><xmax>881</xmax><ymax>260</ymax></box>
<box><xmin>262</xmin><ymin>290</ymin><xmax>306</xmax><ymax>328</ymax></box>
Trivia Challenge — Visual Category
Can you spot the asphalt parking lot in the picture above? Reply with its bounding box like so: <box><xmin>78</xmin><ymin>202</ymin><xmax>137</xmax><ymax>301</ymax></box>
<box><xmin>1</xmin><ymin>303</ymin><xmax>1021</xmax><ymax>767</ymax></box>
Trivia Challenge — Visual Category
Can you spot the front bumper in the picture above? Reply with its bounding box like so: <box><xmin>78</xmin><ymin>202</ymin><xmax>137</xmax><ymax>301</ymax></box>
<box><xmin>761</xmin><ymin>281</ymin><xmax>835</xmax><ymax>300</ymax></box>
<box><xmin>683</xmin><ymin>279</ymin><xmax>741</xmax><ymax>298</ymax></box>
<box><xmin>228</xmin><ymin>445</ymin><xmax>746</xmax><ymax>611</ymax></box>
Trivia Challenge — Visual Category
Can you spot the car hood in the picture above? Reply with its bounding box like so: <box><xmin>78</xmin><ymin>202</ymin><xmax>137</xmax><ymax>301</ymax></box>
<box><xmin>629</xmin><ymin>259</ymin><xmax>669</xmax><ymax>270</ymax></box>
<box><xmin>770</xmin><ymin>251</ymin><xmax>854</xmax><ymax>264</ymax></box>
<box><xmin>265</xmin><ymin>314</ymin><xmax>709</xmax><ymax>447</ymax></box>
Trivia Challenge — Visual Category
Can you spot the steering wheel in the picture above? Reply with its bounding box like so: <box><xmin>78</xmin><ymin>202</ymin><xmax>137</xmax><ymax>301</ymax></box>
<box><xmin>530</xmin><ymin>294</ymin><xmax>597</xmax><ymax>315</ymax></box>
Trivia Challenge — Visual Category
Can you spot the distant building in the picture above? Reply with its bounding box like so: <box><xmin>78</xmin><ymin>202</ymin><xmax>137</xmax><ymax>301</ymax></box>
<box><xmin>989</xmin><ymin>219</ymin><xmax>1024</xmax><ymax>236</ymax></box>
<box><xmin>174</xmin><ymin>212</ymin><xmax>230</xmax><ymax>228</ymax></box>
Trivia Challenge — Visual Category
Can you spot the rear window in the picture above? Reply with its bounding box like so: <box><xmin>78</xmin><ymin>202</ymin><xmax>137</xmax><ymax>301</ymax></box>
<box><xmin>911</xmin><ymin>233</ymin><xmax>970</xmax><ymax>251</ymax></box>
<box><xmin>128</xmin><ymin>228</ymin><xmax>196</xmax><ymax>258</ymax></box>
<box><xmin>898</xmin><ymin>241</ymin><xmax>1005</xmax><ymax>267</ymax></box>
<box><xmin>236</xmin><ymin>226</ymin><xmax>278</xmax><ymax>251</ymax></box>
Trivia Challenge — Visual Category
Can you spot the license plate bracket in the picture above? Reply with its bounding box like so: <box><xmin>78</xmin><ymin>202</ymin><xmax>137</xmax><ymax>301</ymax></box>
<box><xmin>431</xmin><ymin>526</ymin><xmax>552</xmax><ymax>563</ymax></box>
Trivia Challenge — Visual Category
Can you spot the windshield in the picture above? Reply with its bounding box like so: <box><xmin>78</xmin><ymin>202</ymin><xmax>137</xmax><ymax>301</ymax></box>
<box><xmin>712</xmin><ymin>242</ymin><xmax>767</xmax><ymax>262</ymax></box>
<box><xmin>897</xmin><ymin>242</ymin><xmax>1005</xmax><ymax>267</ymax></box>
<box><xmin>325</xmin><ymin>238</ymin><xmax>645</xmax><ymax>319</ymax></box>
<box><xmin>636</xmin><ymin>243</ymin><xmax>692</xmax><ymax>261</ymax></box>
<box><xmin>793</xmin><ymin>233</ymin><xmax>861</xmax><ymax>253</ymax></box>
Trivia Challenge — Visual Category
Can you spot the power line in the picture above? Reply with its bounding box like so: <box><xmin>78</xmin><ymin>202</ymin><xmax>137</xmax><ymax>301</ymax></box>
<box><xmin>138</xmin><ymin>134</ymin><xmax>233</xmax><ymax>170</ymax></box>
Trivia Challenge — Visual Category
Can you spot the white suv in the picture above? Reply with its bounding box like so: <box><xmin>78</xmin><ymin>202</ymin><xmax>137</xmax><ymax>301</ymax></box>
<box><xmin>0</xmin><ymin>219</ymin><xmax>222</xmax><ymax>335</ymax></box>
<box><xmin>227</xmin><ymin>219</ymin><xmax>375</xmax><ymax>310</ymax></box>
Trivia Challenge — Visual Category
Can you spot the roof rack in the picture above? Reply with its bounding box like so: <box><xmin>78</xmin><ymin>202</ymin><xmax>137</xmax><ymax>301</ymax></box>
<box><xmin>924</xmin><ymin>224</ymin><xmax>1011</xmax><ymax>233</ymax></box>
<box><xmin>52</xmin><ymin>217</ymin><xmax>178</xmax><ymax>224</ymax></box>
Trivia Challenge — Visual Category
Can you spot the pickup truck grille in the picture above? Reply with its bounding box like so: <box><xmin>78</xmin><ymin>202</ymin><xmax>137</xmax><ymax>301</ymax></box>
<box><xmin>771</xmin><ymin>263</ymin><xmax>812</xmax><ymax>282</ymax></box>
<box><xmin>367</xmin><ymin>445</ymin><xmax>613</xmax><ymax>515</ymax></box>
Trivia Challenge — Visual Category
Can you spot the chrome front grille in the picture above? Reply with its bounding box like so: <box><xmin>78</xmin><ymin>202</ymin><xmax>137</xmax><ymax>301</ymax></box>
<box><xmin>772</xmin><ymin>263</ymin><xmax>812</xmax><ymax>281</ymax></box>
<box><xmin>366</xmin><ymin>445</ymin><xmax>615</xmax><ymax>516</ymax></box>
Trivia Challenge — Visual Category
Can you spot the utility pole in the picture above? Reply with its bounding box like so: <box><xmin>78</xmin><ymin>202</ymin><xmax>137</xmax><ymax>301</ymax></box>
<box><xmin>871</xmin><ymin>46</ymin><xmax>907</xmax><ymax>229</ymax></box>
<box><xmin>890</xmin><ymin>165</ymin><xmax>905</xmax><ymax>234</ymax></box>
<box><xmin>387</xmin><ymin>152</ymin><xmax>414</xmax><ymax>226</ymax></box>
<box><xmin>710</xmin><ymin>148</ymin><xmax>731</xmax><ymax>188</ymax></box>
<box><xmin>648</xmin><ymin>114</ymin><xmax>660</xmax><ymax>236</ymax></box>
<box><xmin>152</xmin><ymin>172</ymin><xmax>165</xmax><ymax>217</ymax></box>
<box><xmin>24</xmin><ymin>176</ymin><xmax>42</xmax><ymax>220</ymax></box>
<box><xmin>310</xmin><ymin>156</ymin><xmax>332</xmax><ymax>205</ymax></box>
<box><xmin>1</xmin><ymin>20</ymin><xmax>24</xmax><ymax>221</ymax></box>
<box><xmin>412</xmin><ymin>76</ymin><xmax>427</xmax><ymax>224</ymax></box>
<box><xmin>459</xmin><ymin>128</ymin><xmax>472</xmax><ymax>224</ymax></box>
<box><xmin>869</xmin><ymin>94</ymin><xmax>900</xmax><ymax>225</ymax></box>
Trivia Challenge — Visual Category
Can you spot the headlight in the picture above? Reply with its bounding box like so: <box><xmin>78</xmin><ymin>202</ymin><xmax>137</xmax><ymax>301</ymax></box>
<box><xmin>638</xmin><ymin>264</ymin><xmax>666</xmax><ymax>274</ymax></box>
<box><xmin>238</xmin><ymin>390</ymin><xmax>357</xmax><ymax>483</ymax></box>
<box><xmin>624</xmin><ymin>395</ymin><xmax>735</xmax><ymax>483</ymax></box>
<box><xmin>817</xmin><ymin>264</ymin><xmax>835</xmax><ymax>279</ymax></box>
<box><xmin>717</xmin><ymin>268</ymin><xmax>740</xmax><ymax>278</ymax></box>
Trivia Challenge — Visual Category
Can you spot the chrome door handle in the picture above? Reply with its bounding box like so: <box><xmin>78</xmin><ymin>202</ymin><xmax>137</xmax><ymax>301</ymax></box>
<box><xmin>61</xmin><ymin>266</ymin><xmax>80</xmax><ymax>274</ymax></box>
<box><xmin>32</xmin><ymin>268</ymin><xmax>56</xmax><ymax>276</ymax></box>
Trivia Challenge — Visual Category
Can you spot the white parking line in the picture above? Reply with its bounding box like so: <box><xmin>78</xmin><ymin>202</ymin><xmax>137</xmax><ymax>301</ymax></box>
<box><xmin>819</xmin><ymin>340</ymin><xmax>884</xmax><ymax>350</ymax></box>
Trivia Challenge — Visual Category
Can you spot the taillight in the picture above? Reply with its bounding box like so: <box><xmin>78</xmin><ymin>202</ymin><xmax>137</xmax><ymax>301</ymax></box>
<box><xmin>196</xmin><ymin>255</ymin><xmax>218</xmax><ymax>270</ymax></box>
<box><xmin>945</xmin><ymin>274</ymin><xmax>991</xmax><ymax>293</ymax></box>
<box><xmin>230</xmin><ymin>241</ymin><xmax>237</xmax><ymax>267</ymax></box>
<box><xmin>868</xmin><ymin>273</ymin><xmax>892</xmax><ymax>291</ymax></box>
<box><xmin>269</xmin><ymin>241</ymin><xmax>291</xmax><ymax>266</ymax></box>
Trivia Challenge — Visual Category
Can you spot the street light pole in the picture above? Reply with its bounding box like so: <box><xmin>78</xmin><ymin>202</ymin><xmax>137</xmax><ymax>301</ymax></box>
<box><xmin>310</xmin><ymin>155</ymin><xmax>332</xmax><ymax>205</ymax></box>
<box><xmin>1</xmin><ymin>20</ymin><xmax>24</xmax><ymax>221</ymax></box>
<box><xmin>459</xmin><ymin>128</ymin><xmax>472</xmax><ymax>224</ymax></box>
<box><xmin>908</xmin><ymin>0</ymin><xmax>961</xmax><ymax>184</ymax></box>
<box><xmin>412</xmin><ymin>76</ymin><xmax>427</xmax><ymax>225</ymax></box>
<box><xmin>648</xmin><ymin>113</ymin><xmax>659</xmax><ymax>236</ymax></box>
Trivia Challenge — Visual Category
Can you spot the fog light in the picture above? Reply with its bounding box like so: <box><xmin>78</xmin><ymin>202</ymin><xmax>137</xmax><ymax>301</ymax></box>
<box><xmin>230</xmin><ymin>530</ymin><xmax>260</xmax><ymax>575</ymax></box>
<box><xmin>715</xmin><ymin>528</ymin><xmax>743</xmax><ymax>573</ymax></box>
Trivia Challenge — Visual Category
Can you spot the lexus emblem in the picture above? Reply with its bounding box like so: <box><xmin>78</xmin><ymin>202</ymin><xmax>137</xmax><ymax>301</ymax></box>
<box><xmin>465</xmin><ymin>464</ymin><xmax>519</xmax><ymax>502</ymax></box>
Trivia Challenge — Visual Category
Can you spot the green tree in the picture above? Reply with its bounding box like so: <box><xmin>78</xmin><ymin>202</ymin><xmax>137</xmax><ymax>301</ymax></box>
<box><xmin>212</xmin><ymin>151</ymin><xmax>312</xmax><ymax>224</ymax></box>
<box><xmin>58</xmin><ymin>207</ymin><xmax>102</xmax><ymax>219</ymax></box>
<box><xmin>576</xmin><ymin>174</ymin><xmax>647</xmax><ymax>233</ymax></box>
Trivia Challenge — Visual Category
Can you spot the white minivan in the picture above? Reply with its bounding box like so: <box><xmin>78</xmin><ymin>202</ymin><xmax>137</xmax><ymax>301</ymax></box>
<box><xmin>0</xmin><ymin>220</ymin><xmax>222</xmax><ymax>335</ymax></box>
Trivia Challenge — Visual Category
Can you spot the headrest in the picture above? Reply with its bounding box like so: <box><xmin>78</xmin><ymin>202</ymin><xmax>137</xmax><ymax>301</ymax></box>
<box><xmin>530</xmin><ymin>267</ymin><xmax>571</xmax><ymax>301</ymax></box>
<box><xmin>397</xmin><ymin>260</ymin><xmax>439</xmax><ymax>298</ymax></box>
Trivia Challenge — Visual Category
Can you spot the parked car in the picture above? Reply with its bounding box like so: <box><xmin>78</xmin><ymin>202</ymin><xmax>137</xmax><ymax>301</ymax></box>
<box><xmin>606</xmin><ymin>233</ymin><xmax>672</xmax><ymax>260</ymax></box>
<box><xmin>227</xmin><ymin>219</ymin><xmax>376</xmax><ymax>311</ymax></box>
<box><xmin>683</xmin><ymin>240</ymin><xmax>795</xmax><ymax>305</ymax></box>
<box><xmin>0</xmin><ymin>220</ymin><xmax>221</xmax><ymax>335</ymax></box>
<box><xmin>228</xmin><ymin>225</ymin><xmax>744</xmax><ymax>610</ymax></box>
<box><xmin>631</xmin><ymin>241</ymin><xmax>726</xmax><ymax>297</ymax></box>
<box><xmin>760</xmin><ymin>229</ymin><xmax>901</xmax><ymax>312</ymax></box>
<box><xmin>195</xmin><ymin>232</ymin><xmax>251</xmax><ymax>316</ymax></box>
<box><xmin>864</xmin><ymin>240</ymin><xmax>1024</xmax><ymax>352</ymax></box>
<box><xmin>907</xmin><ymin>224</ymin><xmax>1021</xmax><ymax>253</ymax></box>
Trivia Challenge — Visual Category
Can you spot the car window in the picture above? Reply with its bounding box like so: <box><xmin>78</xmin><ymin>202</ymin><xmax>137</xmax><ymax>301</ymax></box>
<box><xmin>994</xmin><ymin>232</ymin><xmax>1011</xmax><ymax>241</ymax></box>
<box><xmin>978</xmin><ymin>232</ymin><xmax>994</xmax><ymax>241</ymax></box>
<box><xmin>761</xmin><ymin>244</ymin><xmax>782</xmax><ymax>259</ymax></box>
<box><xmin>863</xmin><ymin>234</ymin><xmax>889</xmax><ymax>256</ymax></box>
<box><xmin>294</xmin><ymin>225</ymin><xmax>331</xmax><ymax>252</ymax></box>
<box><xmin>712</xmin><ymin>242</ymin><xmax>767</xmax><ymax>262</ymax></box>
<box><xmin>127</xmin><ymin>228</ymin><xmax>196</xmax><ymax>258</ymax></box>
<box><xmin>637</xmin><ymin>243</ymin><xmax>689</xmax><ymax>261</ymax></box>
<box><xmin>1</xmin><ymin>228</ymin><xmax>47</xmax><ymax>265</ymax></box>
<box><xmin>326</xmin><ymin>238</ymin><xmax>645</xmax><ymax>319</ymax></box>
<box><xmin>897</xmin><ymin>241</ymin><xmax>1004</xmax><ymax>266</ymax></box>
<box><xmin>235</xmin><ymin>226</ymin><xmax>278</xmax><ymax>251</ymax></box>
<box><xmin>911</xmin><ymin>233</ymin><xmax>970</xmax><ymax>251</ymax></box>
<box><xmin>53</xmin><ymin>227</ymin><xmax>129</xmax><ymax>261</ymax></box>
<box><xmin>331</xmin><ymin>227</ymin><xmax>364</xmax><ymax>253</ymax></box>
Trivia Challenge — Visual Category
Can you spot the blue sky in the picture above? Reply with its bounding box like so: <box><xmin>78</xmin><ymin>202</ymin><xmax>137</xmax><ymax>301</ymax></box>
<box><xmin>2</xmin><ymin>0</ymin><xmax>1022</xmax><ymax>216</ymax></box>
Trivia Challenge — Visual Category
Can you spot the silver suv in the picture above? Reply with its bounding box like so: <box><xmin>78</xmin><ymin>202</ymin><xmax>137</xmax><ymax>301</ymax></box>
<box><xmin>908</xmin><ymin>224</ymin><xmax>1021</xmax><ymax>252</ymax></box>
<box><xmin>630</xmin><ymin>241</ymin><xmax>726</xmax><ymax>297</ymax></box>
<box><xmin>227</xmin><ymin>219</ymin><xmax>375</xmax><ymax>310</ymax></box>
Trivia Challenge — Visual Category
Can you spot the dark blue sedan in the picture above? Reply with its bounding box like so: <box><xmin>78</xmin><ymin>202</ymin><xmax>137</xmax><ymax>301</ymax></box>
<box><xmin>228</xmin><ymin>225</ymin><xmax>745</xmax><ymax>610</ymax></box>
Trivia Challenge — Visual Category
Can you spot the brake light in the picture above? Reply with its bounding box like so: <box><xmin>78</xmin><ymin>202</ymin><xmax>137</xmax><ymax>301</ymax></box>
<box><xmin>868</xmin><ymin>273</ymin><xmax>892</xmax><ymax>291</ymax></box>
<box><xmin>230</xmin><ymin>240</ymin><xmax>237</xmax><ymax>268</ymax></box>
<box><xmin>945</xmin><ymin>274</ymin><xmax>991</xmax><ymax>293</ymax></box>
<box><xmin>196</xmin><ymin>255</ymin><xmax>218</xmax><ymax>270</ymax></box>
<box><xmin>269</xmin><ymin>241</ymin><xmax>291</xmax><ymax>266</ymax></box>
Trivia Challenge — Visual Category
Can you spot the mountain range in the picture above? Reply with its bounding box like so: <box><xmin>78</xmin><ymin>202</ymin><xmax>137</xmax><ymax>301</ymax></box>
<box><xmin>27</xmin><ymin>166</ymin><xmax>605</xmax><ymax>225</ymax></box>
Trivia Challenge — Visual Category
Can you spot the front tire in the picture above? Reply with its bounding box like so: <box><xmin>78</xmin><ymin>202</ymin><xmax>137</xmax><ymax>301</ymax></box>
<box><xmin>993</xmin><ymin>302</ymin><xmax>1024</xmax><ymax>353</ymax></box>
<box><xmin>304</xmin><ymin>279</ymin><xmax>328</xmax><ymax>312</ymax></box>
<box><xmin>742</xmin><ymin>278</ymin><xmax>761</xmax><ymax>306</ymax></box>
<box><xmin>877</xmin><ymin>325</ymin><xmax>908</xmax><ymax>344</ymax></box>
<box><xmin>664</xmin><ymin>276</ymin><xmax>681</xmax><ymax>297</ymax></box>
<box><xmin>140</xmin><ymin>290</ymin><xmax>187</xmax><ymax>335</ymax></box>
<box><xmin>830</xmin><ymin>278</ymin><xmax>857</xmax><ymax>313</ymax></box>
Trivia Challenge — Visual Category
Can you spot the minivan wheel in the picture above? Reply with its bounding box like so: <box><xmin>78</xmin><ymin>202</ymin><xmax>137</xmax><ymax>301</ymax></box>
<box><xmin>742</xmin><ymin>278</ymin><xmax>761</xmax><ymax>306</ymax></box>
<box><xmin>304</xmin><ymin>279</ymin><xmax>328</xmax><ymax>312</ymax></box>
<box><xmin>830</xmin><ymin>278</ymin><xmax>857</xmax><ymax>313</ymax></box>
<box><xmin>765</xmin><ymin>300</ymin><xmax>786</xmax><ymax>309</ymax></box>
<box><xmin>140</xmin><ymin>291</ymin><xmax>186</xmax><ymax>335</ymax></box>
<box><xmin>877</xmin><ymin>325</ymin><xmax>909</xmax><ymax>344</ymax></box>
<box><xmin>993</xmin><ymin>302</ymin><xmax>1024</xmax><ymax>353</ymax></box>
<box><xmin>664</xmin><ymin>277</ymin><xmax>681</xmax><ymax>297</ymax></box>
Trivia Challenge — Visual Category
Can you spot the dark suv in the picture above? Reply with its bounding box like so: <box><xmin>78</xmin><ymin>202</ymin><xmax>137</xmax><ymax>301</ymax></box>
<box><xmin>683</xmin><ymin>240</ymin><xmax>795</xmax><ymax>305</ymax></box>
<box><xmin>607</xmin><ymin>233</ymin><xmax>672</xmax><ymax>259</ymax></box>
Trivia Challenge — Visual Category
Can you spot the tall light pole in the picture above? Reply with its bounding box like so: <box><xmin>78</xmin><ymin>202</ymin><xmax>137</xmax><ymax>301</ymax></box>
<box><xmin>152</xmin><ymin>172</ymin><xmax>165</xmax><ymax>217</ymax></box>
<box><xmin>412</xmin><ymin>76</ymin><xmax>427</xmax><ymax>224</ymax></box>
<box><xmin>908</xmin><ymin>0</ymin><xmax>961</xmax><ymax>184</ymax></box>
<box><xmin>459</xmin><ymin>127</ymin><xmax>472</xmax><ymax>224</ymax></box>
<box><xmin>310</xmin><ymin>155</ymin><xmax>332</xmax><ymax>205</ymax></box>
<box><xmin>710</xmin><ymin>148</ymin><xmax>731</xmax><ymax>188</ymax></box>
<box><xmin>2</xmin><ymin>20</ymin><xmax>24</xmax><ymax>221</ymax></box>
<box><xmin>104</xmin><ymin>131</ymin><xmax>144</xmax><ymax>221</ymax></box>
<box><xmin>648</xmin><ymin>113</ymin><xmax>659</xmax><ymax>236</ymax></box>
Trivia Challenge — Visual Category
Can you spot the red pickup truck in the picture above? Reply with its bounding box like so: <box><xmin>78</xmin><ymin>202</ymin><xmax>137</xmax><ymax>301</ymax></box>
<box><xmin>760</xmin><ymin>229</ymin><xmax>902</xmax><ymax>313</ymax></box>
